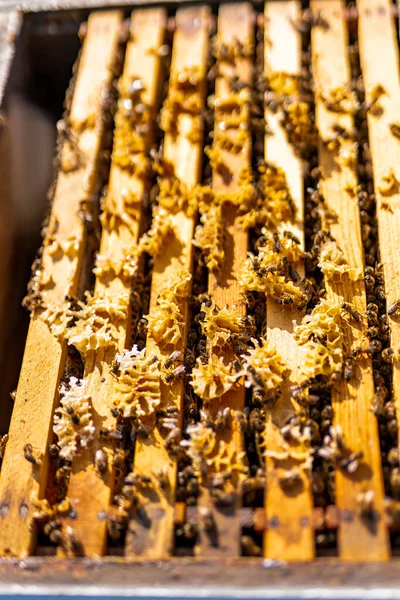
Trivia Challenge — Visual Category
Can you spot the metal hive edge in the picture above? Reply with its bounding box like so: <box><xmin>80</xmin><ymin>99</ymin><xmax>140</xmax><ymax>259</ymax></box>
<box><xmin>2</xmin><ymin>0</ymin><xmax>225</xmax><ymax>12</ymax></box>
<box><xmin>0</xmin><ymin>558</ymin><xmax>400</xmax><ymax>600</ymax></box>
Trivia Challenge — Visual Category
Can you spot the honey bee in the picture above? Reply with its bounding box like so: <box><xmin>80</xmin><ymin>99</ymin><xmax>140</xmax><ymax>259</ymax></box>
<box><xmin>95</xmin><ymin>449</ymin><xmax>108</xmax><ymax>474</ymax></box>
<box><xmin>23</xmin><ymin>444</ymin><xmax>42</xmax><ymax>466</ymax></box>
<box><xmin>278</xmin><ymin>469</ymin><xmax>302</xmax><ymax>492</ymax></box>
<box><xmin>241</xmin><ymin>535</ymin><xmax>262</xmax><ymax>557</ymax></box>
<box><xmin>164</xmin><ymin>365</ymin><xmax>186</xmax><ymax>384</ymax></box>
<box><xmin>341</xmin><ymin>301</ymin><xmax>361</xmax><ymax>322</ymax></box>
<box><xmin>214</xmin><ymin>407</ymin><xmax>231</xmax><ymax>431</ymax></box>
<box><xmin>283</xmin><ymin>230</ymin><xmax>300</xmax><ymax>245</ymax></box>
<box><xmin>163</xmin><ymin>350</ymin><xmax>182</xmax><ymax>370</ymax></box>
<box><xmin>382</xmin><ymin>347</ymin><xmax>395</xmax><ymax>363</ymax></box>
<box><xmin>388</xmin><ymin>300</ymin><xmax>400</xmax><ymax>316</ymax></box>
<box><xmin>272</xmin><ymin>232</ymin><xmax>281</xmax><ymax>253</ymax></box>
<box><xmin>211</xmin><ymin>489</ymin><xmax>236</xmax><ymax>508</ymax></box>
<box><xmin>63</xmin><ymin>525</ymin><xmax>83</xmax><ymax>555</ymax></box>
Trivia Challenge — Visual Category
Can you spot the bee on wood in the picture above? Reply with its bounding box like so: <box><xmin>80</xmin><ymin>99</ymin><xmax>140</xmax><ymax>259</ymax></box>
<box><xmin>156</xmin><ymin>406</ymin><xmax>179</xmax><ymax>431</ymax></box>
<box><xmin>357</xmin><ymin>490</ymin><xmax>376</xmax><ymax>523</ymax></box>
<box><xmin>288</xmin><ymin>262</ymin><xmax>300</xmax><ymax>282</ymax></box>
<box><xmin>279</xmin><ymin>469</ymin><xmax>302</xmax><ymax>492</ymax></box>
<box><xmin>164</xmin><ymin>350</ymin><xmax>182</xmax><ymax>370</ymax></box>
<box><xmin>390</xmin><ymin>123</ymin><xmax>400</xmax><ymax>139</ymax></box>
<box><xmin>341</xmin><ymin>301</ymin><xmax>361</xmax><ymax>322</ymax></box>
<box><xmin>200</xmin><ymin>507</ymin><xmax>217</xmax><ymax>536</ymax></box>
<box><xmin>164</xmin><ymin>365</ymin><xmax>186</xmax><ymax>384</ymax></box>
<box><xmin>95</xmin><ymin>449</ymin><xmax>108</xmax><ymax>475</ymax></box>
<box><xmin>152</xmin><ymin>466</ymin><xmax>169</xmax><ymax>489</ymax></box>
<box><xmin>340</xmin><ymin>450</ymin><xmax>364</xmax><ymax>474</ymax></box>
<box><xmin>136</xmin><ymin>420</ymin><xmax>150</xmax><ymax>439</ymax></box>
<box><xmin>164</xmin><ymin>427</ymin><xmax>182</xmax><ymax>457</ymax></box>
<box><xmin>344</xmin><ymin>356</ymin><xmax>355</xmax><ymax>381</ymax></box>
<box><xmin>23</xmin><ymin>444</ymin><xmax>42</xmax><ymax>466</ymax></box>
<box><xmin>388</xmin><ymin>300</ymin><xmax>400</xmax><ymax>316</ymax></box>
<box><xmin>214</xmin><ymin>407</ymin><xmax>231</xmax><ymax>431</ymax></box>
<box><xmin>64</xmin><ymin>525</ymin><xmax>83</xmax><ymax>555</ymax></box>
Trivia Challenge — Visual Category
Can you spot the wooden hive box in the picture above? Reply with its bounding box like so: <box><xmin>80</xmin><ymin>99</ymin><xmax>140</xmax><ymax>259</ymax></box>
<box><xmin>1</xmin><ymin>1</ymin><xmax>400</xmax><ymax>597</ymax></box>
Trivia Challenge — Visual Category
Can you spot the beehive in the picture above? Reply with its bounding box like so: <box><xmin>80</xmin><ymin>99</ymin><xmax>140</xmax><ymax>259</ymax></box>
<box><xmin>1</xmin><ymin>0</ymin><xmax>400</xmax><ymax>595</ymax></box>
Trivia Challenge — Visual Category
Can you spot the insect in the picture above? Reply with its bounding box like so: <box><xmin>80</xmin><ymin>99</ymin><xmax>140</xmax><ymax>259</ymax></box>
<box><xmin>164</xmin><ymin>427</ymin><xmax>182</xmax><ymax>457</ymax></box>
<box><xmin>388</xmin><ymin>300</ymin><xmax>400</xmax><ymax>316</ymax></box>
<box><xmin>365</xmin><ymin>326</ymin><xmax>379</xmax><ymax>339</ymax></box>
<box><xmin>387</xmin><ymin>447</ymin><xmax>400</xmax><ymax>467</ymax></box>
<box><xmin>382</xmin><ymin>347</ymin><xmax>395</xmax><ymax>363</ymax></box>
<box><xmin>112</xmin><ymin>448</ymin><xmax>125</xmax><ymax>468</ymax></box>
<box><xmin>107</xmin><ymin>514</ymin><xmax>126</xmax><ymax>541</ymax></box>
<box><xmin>356</xmin><ymin>490</ymin><xmax>376</xmax><ymax>523</ymax></box>
<box><xmin>241</xmin><ymin>535</ymin><xmax>262</xmax><ymax>557</ymax></box>
<box><xmin>153</xmin><ymin>466</ymin><xmax>169</xmax><ymax>489</ymax></box>
<box><xmin>390</xmin><ymin>123</ymin><xmax>400</xmax><ymax>139</ymax></box>
<box><xmin>249</xmin><ymin>408</ymin><xmax>264</xmax><ymax>433</ymax></box>
<box><xmin>272</xmin><ymin>232</ymin><xmax>281</xmax><ymax>253</ymax></box>
<box><xmin>64</xmin><ymin>525</ymin><xmax>83</xmax><ymax>555</ymax></box>
<box><xmin>164</xmin><ymin>365</ymin><xmax>186</xmax><ymax>384</ymax></box>
<box><xmin>288</xmin><ymin>262</ymin><xmax>300</xmax><ymax>282</ymax></box>
<box><xmin>273</xmin><ymin>294</ymin><xmax>294</xmax><ymax>306</ymax></box>
<box><xmin>95</xmin><ymin>449</ymin><xmax>108</xmax><ymax>475</ymax></box>
<box><xmin>278</xmin><ymin>469</ymin><xmax>302</xmax><ymax>492</ymax></box>
<box><xmin>344</xmin><ymin>356</ymin><xmax>355</xmax><ymax>381</ymax></box>
<box><xmin>48</xmin><ymin>443</ymin><xmax>59</xmax><ymax>459</ymax></box>
<box><xmin>341</xmin><ymin>301</ymin><xmax>361</xmax><ymax>322</ymax></box>
<box><xmin>23</xmin><ymin>444</ymin><xmax>42</xmax><ymax>466</ymax></box>
<box><xmin>214</xmin><ymin>407</ymin><xmax>231</xmax><ymax>431</ymax></box>
<box><xmin>44</xmin><ymin>521</ymin><xmax>62</xmax><ymax>545</ymax></box>
<box><xmin>164</xmin><ymin>350</ymin><xmax>182</xmax><ymax>370</ymax></box>
<box><xmin>211</xmin><ymin>489</ymin><xmax>236</xmax><ymax>508</ymax></box>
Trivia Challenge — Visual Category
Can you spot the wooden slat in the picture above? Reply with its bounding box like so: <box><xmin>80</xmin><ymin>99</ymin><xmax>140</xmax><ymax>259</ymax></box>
<box><xmin>0</xmin><ymin>11</ymin><xmax>123</xmax><ymax>557</ymax></box>
<box><xmin>263</xmin><ymin>0</ymin><xmax>314</xmax><ymax>561</ymax></box>
<box><xmin>60</xmin><ymin>8</ymin><xmax>167</xmax><ymax>557</ymax></box>
<box><xmin>196</xmin><ymin>2</ymin><xmax>254</xmax><ymax>558</ymax></box>
<box><xmin>125</xmin><ymin>6</ymin><xmax>210</xmax><ymax>559</ymax></box>
<box><xmin>312</xmin><ymin>0</ymin><xmax>389</xmax><ymax>561</ymax></box>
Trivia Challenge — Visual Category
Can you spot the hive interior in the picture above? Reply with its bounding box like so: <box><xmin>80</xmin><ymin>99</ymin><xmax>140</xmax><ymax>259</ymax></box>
<box><xmin>1</xmin><ymin>0</ymin><xmax>400</xmax><ymax>562</ymax></box>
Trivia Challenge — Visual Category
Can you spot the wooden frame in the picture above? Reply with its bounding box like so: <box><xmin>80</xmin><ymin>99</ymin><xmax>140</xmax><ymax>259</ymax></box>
<box><xmin>2</xmin><ymin>1</ymin><xmax>400</xmax><ymax>593</ymax></box>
